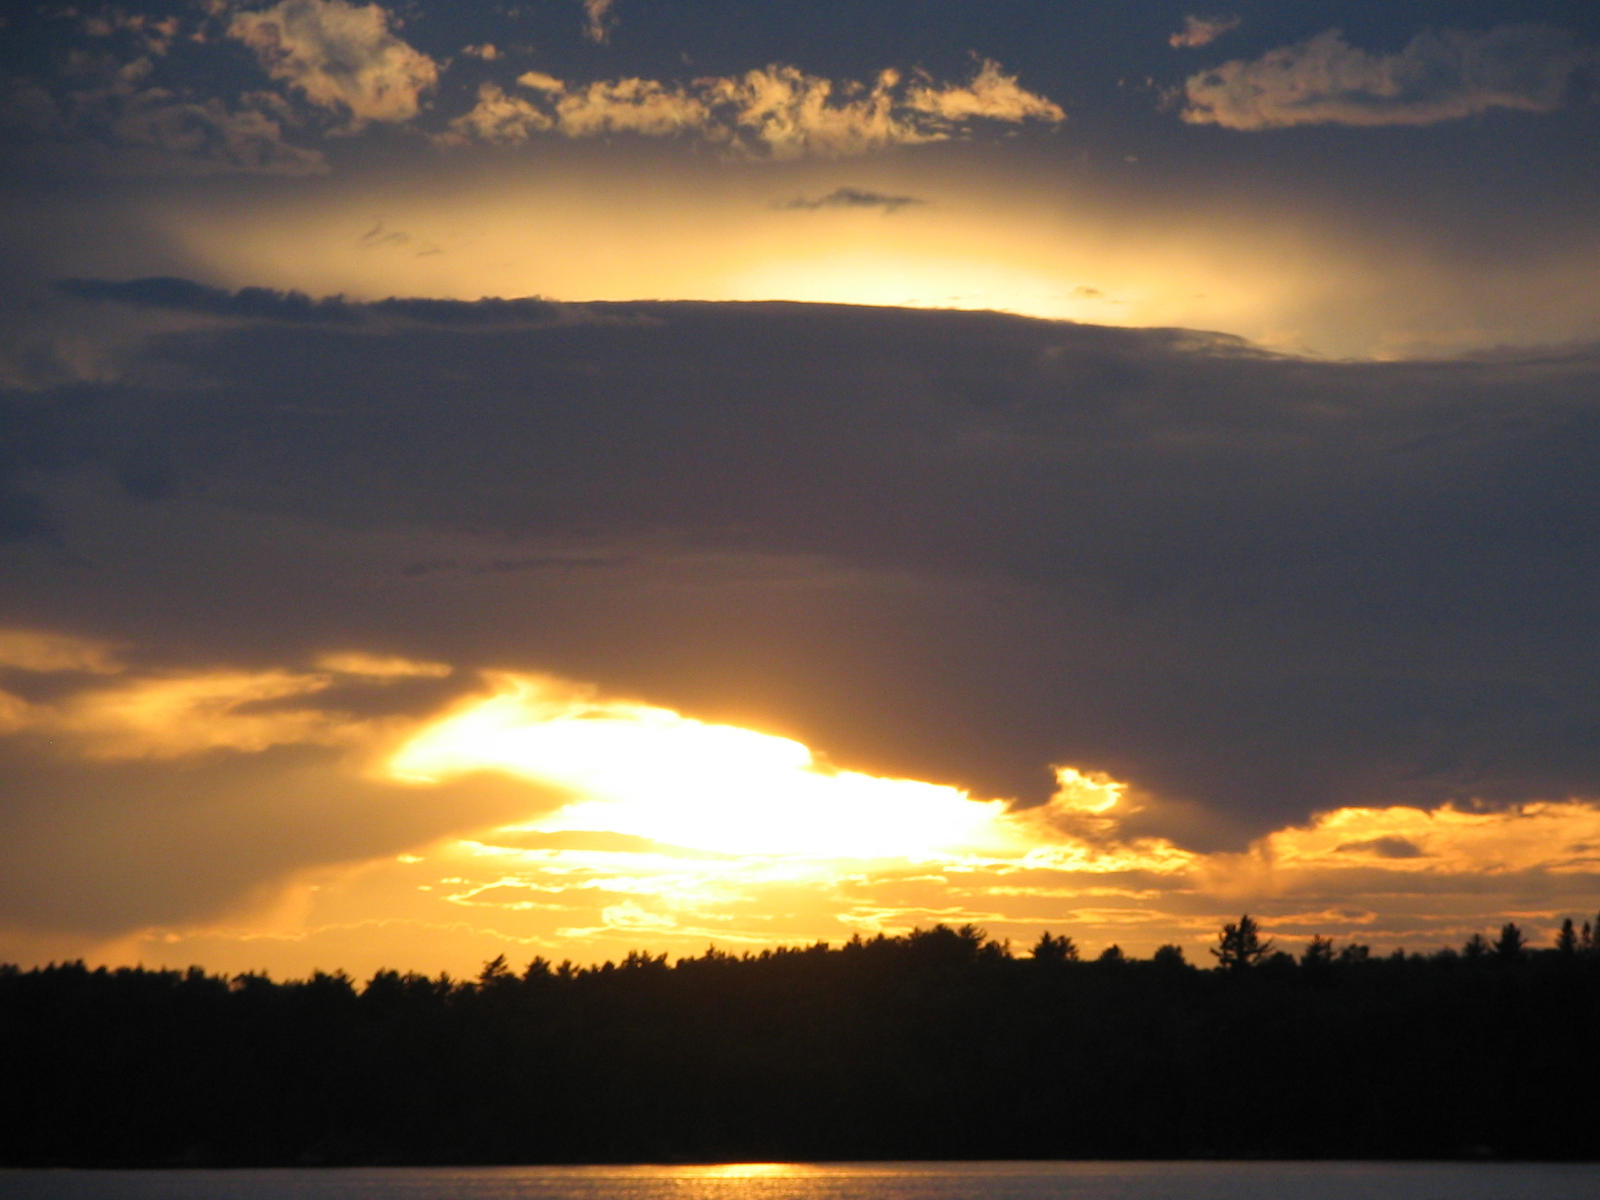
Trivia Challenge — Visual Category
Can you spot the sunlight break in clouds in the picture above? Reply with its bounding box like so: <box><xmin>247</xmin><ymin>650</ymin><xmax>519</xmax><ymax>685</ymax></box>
<box><xmin>1183</xmin><ymin>24</ymin><xmax>1595</xmax><ymax>129</ymax></box>
<box><xmin>388</xmin><ymin>672</ymin><xmax>1009</xmax><ymax>860</ymax></box>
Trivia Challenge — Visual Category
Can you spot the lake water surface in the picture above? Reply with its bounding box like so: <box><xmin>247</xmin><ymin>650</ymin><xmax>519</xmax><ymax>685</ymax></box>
<box><xmin>5</xmin><ymin>1161</ymin><xmax>1599</xmax><ymax>1200</ymax></box>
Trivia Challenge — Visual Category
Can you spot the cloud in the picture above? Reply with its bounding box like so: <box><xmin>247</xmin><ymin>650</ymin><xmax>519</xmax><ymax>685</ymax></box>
<box><xmin>228</xmin><ymin>0</ymin><xmax>439</xmax><ymax>130</ymax></box>
<box><xmin>12</xmin><ymin>290</ymin><xmax>1600</xmax><ymax>857</ymax></box>
<box><xmin>697</xmin><ymin>64</ymin><xmax>919</xmax><ymax>157</ymax></box>
<box><xmin>581</xmin><ymin>0</ymin><xmax>618</xmax><ymax>46</ymax></box>
<box><xmin>554</xmin><ymin>76</ymin><xmax>713</xmax><ymax>139</ymax></box>
<box><xmin>1335</xmin><ymin>836</ymin><xmax>1425</xmax><ymax>859</ymax></box>
<box><xmin>58</xmin><ymin>277</ymin><xmax>566</xmax><ymax>327</ymax></box>
<box><xmin>102</xmin><ymin>91</ymin><xmax>331</xmax><ymax>175</ymax></box>
<box><xmin>60</xmin><ymin>276</ymin><xmax>357</xmax><ymax>323</ymax></box>
<box><xmin>1169</xmin><ymin>14</ymin><xmax>1240</xmax><ymax>50</ymax></box>
<box><xmin>315</xmin><ymin>651</ymin><xmax>452</xmax><ymax>679</ymax></box>
<box><xmin>3</xmin><ymin>620</ymin><xmax>1599</xmax><ymax>971</ymax></box>
<box><xmin>779</xmin><ymin>187</ymin><xmax>927</xmax><ymax>213</ymax></box>
<box><xmin>904</xmin><ymin>57</ymin><xmax>1067</xmax><ymax>125</ymax></box>
<box><xmin>357</xmin><ymin>220</ymin><xmax>408</xmax><ymax>248</ymax></box>
<box><xmin>1</xmin><ymin>49</ymin><xmax>327</xmax><ymax>176</ymax></box>
<box><xmin>445</xmin><ymin>80</ymin><xmax>553</xmax><ymax>143</ymax></box>
<box><xmin>446</xmin><ymin>58</ymin><xmax>1063</xmax><ymax>157</ymax></box>
<box><xmin>78</xmin><ymin>8</ymin><xmax>183</xmax><ymax>56</ymax></box>
<box><xmin>0</xmin><ymin>627</ymin><xmax>124</xmax><ymax>675</ymax></box>
<box><xmin>517</xmin><ymin>70</ymin><xmax>565</xmax><ymax>93</ymax></box>
<box><xmin>1182</xmin><ymin>24</ymin><xmax>1595</xmax><ymax>129</ymax></box>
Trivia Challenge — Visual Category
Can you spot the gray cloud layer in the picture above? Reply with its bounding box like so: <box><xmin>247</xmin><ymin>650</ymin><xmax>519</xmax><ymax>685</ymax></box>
<box><xmin>7</xmin><ymin>286</ymin><xmax>1600</xmax><ymax>852</ymax></box>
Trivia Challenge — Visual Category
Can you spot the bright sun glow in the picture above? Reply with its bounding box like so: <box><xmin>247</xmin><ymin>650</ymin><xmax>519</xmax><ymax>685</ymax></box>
<box><xmin>388</xmin><ymin>672</ymin><xmax>1010</xmax><ymax>860</ymax></box>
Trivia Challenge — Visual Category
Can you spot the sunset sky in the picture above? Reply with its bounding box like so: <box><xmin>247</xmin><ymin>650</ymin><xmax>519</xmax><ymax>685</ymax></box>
<box><xmin>2</xmin><ymin>0</ymin><xmax>1599</xmax><ymax>980</ymax></box>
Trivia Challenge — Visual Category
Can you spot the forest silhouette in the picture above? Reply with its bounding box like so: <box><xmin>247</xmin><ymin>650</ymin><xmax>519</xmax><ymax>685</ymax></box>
<box><xmin>4</xmin><ymin>916</ymin><xmax>1599</xmax><ymax>1166</ymax></box>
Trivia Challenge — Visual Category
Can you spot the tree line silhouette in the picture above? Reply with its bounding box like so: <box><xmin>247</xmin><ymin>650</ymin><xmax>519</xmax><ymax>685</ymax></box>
<box><xmin>3</xmin><ymin>914</ymin><xmax>1599</xmax><ymax>1166</ymax></box>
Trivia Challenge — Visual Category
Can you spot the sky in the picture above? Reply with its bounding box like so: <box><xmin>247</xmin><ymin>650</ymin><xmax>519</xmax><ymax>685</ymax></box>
<box><xmin>2</xmin><ymin>1</ymin><xmax>1599</xmax><ymax>979</ymax></box>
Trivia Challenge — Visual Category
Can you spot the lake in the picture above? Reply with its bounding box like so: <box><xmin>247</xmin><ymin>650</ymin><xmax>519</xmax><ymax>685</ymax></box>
<box><xmin>5</xmin><ymin>1161</ymin><xmax>1599</xmax><ymax>1200</ymax></box>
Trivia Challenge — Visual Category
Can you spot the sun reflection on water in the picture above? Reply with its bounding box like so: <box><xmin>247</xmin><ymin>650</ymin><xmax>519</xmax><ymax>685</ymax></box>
<box><xmin>675</xmin><ymin>1162</ymin><xmax>814</xmax><ymax>1178</ymax></box>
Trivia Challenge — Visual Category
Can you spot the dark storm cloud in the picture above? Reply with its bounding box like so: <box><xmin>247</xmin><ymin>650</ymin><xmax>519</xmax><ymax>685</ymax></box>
<box><xmin>5</xmin><ymin>290</ymin><xmax>1600</xmax><ymax>854</ymax></box>
<box><xmin>778</xmin><ymin>187</ymin><xmax>928</xmax><ymax>213</ymax></box>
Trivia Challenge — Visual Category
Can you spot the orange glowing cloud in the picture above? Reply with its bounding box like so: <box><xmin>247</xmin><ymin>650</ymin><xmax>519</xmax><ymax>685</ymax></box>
<box><xmin>314</xmin><ymin>651</ymin><xmax>453</xmax><ymax>679</ymax></box>
<box><xmin>5</xmin><ymin>629</ymin><xmax>1599</xmax><ymax>980</ymax></box>
<box><xmin>47</xmin><ymin>669</ymin><xmax>352</xmax><ymax>759</ymax></box>
<box><xmin>0</xmin><ymin>627</ymin><xmax>125</xmax><ymax>675</ymax></box>
<box><xmin>0</xmin><ymin>628</ymin><xmax>391</xmax><ymax>758</ymax></box>
<box><xmin>1258</xmin><ymin>802</ymin><xmax>1600</xmax><ymax>877</ymax></box>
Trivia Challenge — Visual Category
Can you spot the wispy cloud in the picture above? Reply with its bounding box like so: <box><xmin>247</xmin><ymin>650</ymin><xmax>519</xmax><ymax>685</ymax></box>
<box><xmin>1182</xmin><ymin>24</ymin><xmax>1595</xmax><ymax>129</ymax></box>
<box><xmin>0</xmin><ymin>628</ymin><xmax>124</xmax><ymax>675</ymax></box>
<box><xmin>100</xmin><ymin>92</ymin><xmax>331</xmax><ymax>175</ymax></box>
<box><xmin>581</xmin><ymin>0</ymin><xmax>618</xmax><ymax>46</ymax></box>
<box><xmin>1168</xmin><ymin>14</ymin><xmax>1240</xmax><ymax>50</ymax></box>
<box><xmin>1</xmin><ymin>48</ymin><xmax>328</xmax><ymax>177</ymax></box>
<box><xmin>902</xmin><ymin>57</ymin><xmax>1067</xmax><ymax>125</ymax></box>
<box><xmin>77</xmin><ymin>8</ymin><xmax>182</xmax><ymax>56</ymax></box>
<box><xmin>779</xmin><ymin>187</ymin><xmax>927</xmax><ymax>213</ymax></box>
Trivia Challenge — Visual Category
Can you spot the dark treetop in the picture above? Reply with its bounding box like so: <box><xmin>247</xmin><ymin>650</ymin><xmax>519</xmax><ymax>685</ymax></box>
<box><xmin>4</xmin><ymin>918</ymin><xmax>1599</xmax><ymax>1167</ymax></box>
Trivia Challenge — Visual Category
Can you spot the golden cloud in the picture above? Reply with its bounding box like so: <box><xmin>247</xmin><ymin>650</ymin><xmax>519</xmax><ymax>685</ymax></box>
<box><xmin>445</xmin><ymin>82</ymin><xmax>553</xmax><ymax>144</ymax></box>
<box><xmin>316</xmin><ymin>651</ymin><xmax>453</xmax><ymax>679</ymax></box>
<box><xmin>445</xmin><ymin>58</ymin><xmax>1063</xmax><ymax>158</ymax></box>
<box><xmin>0</xmin><ymin>627</ymin><xmax>124</xmax><ymax>675</ymax></box>
<box><xmin>229</xmin><ymin>0</ymin><xmax>439</xmax><ymax>130</ymax></box>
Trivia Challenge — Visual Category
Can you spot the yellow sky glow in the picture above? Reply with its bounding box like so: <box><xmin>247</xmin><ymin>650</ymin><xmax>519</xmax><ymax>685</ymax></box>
<box><xmin>127</xmin><ymin>154</ymin><xmax>1600</xmax><ymax>359</ymax></box>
